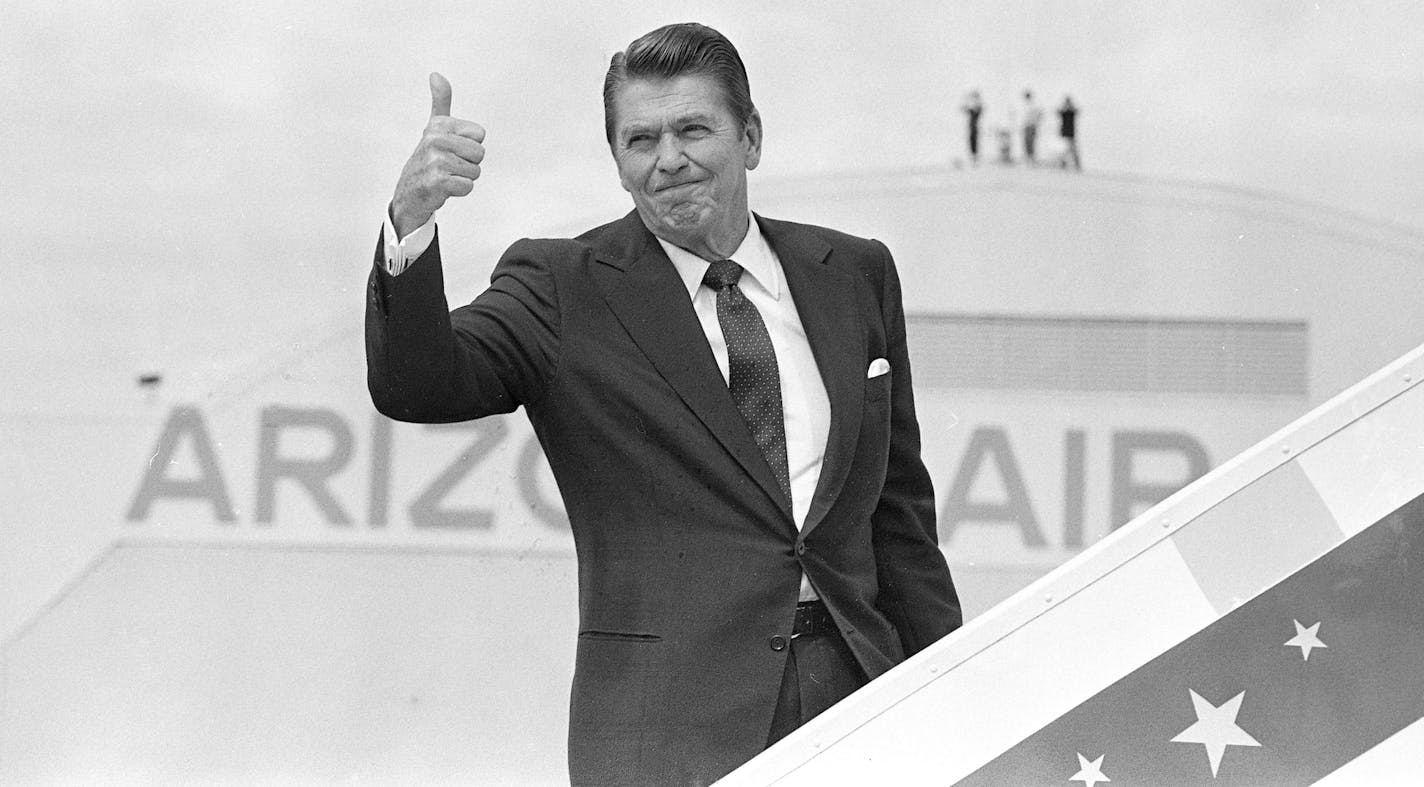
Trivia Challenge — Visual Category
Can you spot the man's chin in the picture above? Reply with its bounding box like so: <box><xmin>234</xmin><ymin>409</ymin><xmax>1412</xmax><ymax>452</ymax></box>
<box><xmin>640</xmin><ymin>204</ymin><xmax>709</xmax><ymax>236</ymax></box>
<box><xmin>667</xmin><ymin>205</ymin><xmax>710</xmax><ymax>228</ymax></box>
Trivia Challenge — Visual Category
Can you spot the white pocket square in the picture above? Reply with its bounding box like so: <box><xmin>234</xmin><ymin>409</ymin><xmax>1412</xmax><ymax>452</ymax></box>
<box><xmin>867</xmin><ymin>358</ymin><xmax>891</xmax><ymax>378</ymax></box>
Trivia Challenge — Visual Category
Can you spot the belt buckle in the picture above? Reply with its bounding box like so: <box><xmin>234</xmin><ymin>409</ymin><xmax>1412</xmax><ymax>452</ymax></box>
<box><xmin>791</xmin><ymin>603</ymin><xmax>819</xmax><ymax>639</ymax></box>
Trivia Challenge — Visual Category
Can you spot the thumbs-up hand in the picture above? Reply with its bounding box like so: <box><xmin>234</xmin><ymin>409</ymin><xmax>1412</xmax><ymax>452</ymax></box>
<box><xmin>390</xmin><ymin>72</ymin><xmax>487</xmax><ymax>238</ymax></box>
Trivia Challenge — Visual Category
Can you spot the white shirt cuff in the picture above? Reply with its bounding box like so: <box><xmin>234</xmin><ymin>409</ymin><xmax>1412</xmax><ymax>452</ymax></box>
<box><xmin>380</xmin><ymin>212</ymin><xmax>437</xmax><ymax>275</ymax></box>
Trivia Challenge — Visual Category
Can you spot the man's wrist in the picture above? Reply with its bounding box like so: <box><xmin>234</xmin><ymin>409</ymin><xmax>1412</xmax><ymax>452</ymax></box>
<box><xmin>389</xmin><ymin>198</ymin><xmax>432</xmax><ymax>242</ymax></box>
<box><xmin>381</xmin><ymin>208</ymin><xmax>436</xmax><ymax>276</ymax></box>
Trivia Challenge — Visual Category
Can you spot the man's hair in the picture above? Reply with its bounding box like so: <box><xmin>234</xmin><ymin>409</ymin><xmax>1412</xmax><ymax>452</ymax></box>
<box><xmin>602</xmin><ymin>22</ymin><xmax>755</xmax><ymax>146</ymax></box>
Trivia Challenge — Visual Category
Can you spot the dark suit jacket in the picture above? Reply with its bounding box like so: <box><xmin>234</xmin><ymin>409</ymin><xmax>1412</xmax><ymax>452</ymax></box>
<box><xmin>366</xmin><ymin>210</ymin><xmax>961</xmax><ymax>786</ymax></box>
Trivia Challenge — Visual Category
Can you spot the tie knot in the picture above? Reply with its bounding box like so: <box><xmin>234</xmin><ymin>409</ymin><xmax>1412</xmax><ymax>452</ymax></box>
<box><xmin>702</xmin><ymin>260</ymin><xmax>744</xmax><ymax>291</ymax></box>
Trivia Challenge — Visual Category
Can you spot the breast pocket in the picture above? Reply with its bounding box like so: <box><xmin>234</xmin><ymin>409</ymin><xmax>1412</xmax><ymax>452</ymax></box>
<box><xmin>864</xmin><ymin>371</ymin><xmax>892</xmax><ymax>403</ymax></box>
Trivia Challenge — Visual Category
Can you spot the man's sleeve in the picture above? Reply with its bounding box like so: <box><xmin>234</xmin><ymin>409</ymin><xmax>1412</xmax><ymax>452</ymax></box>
<box><xmin>380</xmin><ymin>213</ymin><xmax>437</xmax><ymax>276</ymax></box>
<box><xmin>868</xmin><ymin>241</ymin><xmax>963</xmax><ymax>656</ymax></box>
<box><xmin>365</xmin><ymin>227</ymin><xmax>561</xmax><ymax>423</ymax></box>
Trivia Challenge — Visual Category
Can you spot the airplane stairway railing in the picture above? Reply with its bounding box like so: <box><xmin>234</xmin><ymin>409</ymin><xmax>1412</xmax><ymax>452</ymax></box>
<box><xmin>723</xmin><ymin>342</ymin><xmax>1424</xmax><ymax>785</ymax></box>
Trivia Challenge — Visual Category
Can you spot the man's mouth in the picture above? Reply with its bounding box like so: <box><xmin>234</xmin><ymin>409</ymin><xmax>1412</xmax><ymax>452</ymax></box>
<box><xmin>655</xmin><ymin>179</ymin><xmax>703</xmax><ymax>193</ymax></box>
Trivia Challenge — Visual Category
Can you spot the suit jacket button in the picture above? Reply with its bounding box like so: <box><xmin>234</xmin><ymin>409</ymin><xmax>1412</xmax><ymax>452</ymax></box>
<box><xmin>796</xmin><ymin>543</ymin><xmax>807</xmax><ymax>556</ymax></box>
<box><xmin>768</xmin><ymin>635</ymin><xmax>788</xmax><ymax>652</ymax></box>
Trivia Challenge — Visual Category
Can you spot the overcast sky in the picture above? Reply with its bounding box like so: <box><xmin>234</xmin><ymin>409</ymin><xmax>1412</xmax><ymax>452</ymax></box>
<box><xmin>4</xmin><ymin>0</ymin><xmax>1422</xmax><ymax>407</ymax></box>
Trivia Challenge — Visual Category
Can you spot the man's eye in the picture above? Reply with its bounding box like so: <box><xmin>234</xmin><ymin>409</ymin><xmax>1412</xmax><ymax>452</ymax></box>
<box><xmin>683</xmin><ymin>125</ymin><xmax>710</xmax><ymax>137</ymax></box>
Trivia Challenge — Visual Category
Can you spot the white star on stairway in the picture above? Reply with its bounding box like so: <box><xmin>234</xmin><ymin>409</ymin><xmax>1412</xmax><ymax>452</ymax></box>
<box><xmin>1284</xmin><ymin>619</ymin><xmax>1328</xmax><ymax>661</ymax></box>
<box><xmin>1069</xmin><ymin>752</ymin><xmax>1110</xmax><ymax>786</ymax></box>
<box><xmin>1171</xmin><ymin>690</ymin><xmax>1262</xmax><ymax>777</ymax></box>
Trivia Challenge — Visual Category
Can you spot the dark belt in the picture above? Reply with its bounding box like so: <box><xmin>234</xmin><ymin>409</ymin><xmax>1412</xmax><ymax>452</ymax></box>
<box><xmin>791</xmin><ymin>599</ymin><xmax>836</xmax><ymax>639</ymax></box>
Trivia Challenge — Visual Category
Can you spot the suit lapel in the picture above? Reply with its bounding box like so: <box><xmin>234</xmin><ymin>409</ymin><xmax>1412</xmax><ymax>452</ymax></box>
<box><xmin>757</xmin><ymin>216</ymin><xmax>865</xmax><ymax>537</ymax></box>
<box><xmin>599</xmin><ymin>214</ymin><xmax>796</xmax><ymax>525</ymax></box>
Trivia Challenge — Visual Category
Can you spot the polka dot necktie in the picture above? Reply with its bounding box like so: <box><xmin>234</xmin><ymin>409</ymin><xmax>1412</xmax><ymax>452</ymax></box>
<box><xmin>702</xmin><ymin>260</ymin><xmax>791</xmax><ymax>506</ymax></box>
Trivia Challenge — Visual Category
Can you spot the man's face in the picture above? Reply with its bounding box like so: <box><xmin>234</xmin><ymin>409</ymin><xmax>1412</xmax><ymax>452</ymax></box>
<box><xmin>611</xmin><ymin>74</ymin><xmax>762</xmax><ymax>258</ymax></box>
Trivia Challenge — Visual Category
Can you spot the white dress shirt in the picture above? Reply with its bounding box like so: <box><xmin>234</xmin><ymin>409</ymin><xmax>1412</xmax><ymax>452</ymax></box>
<box><xmin>381</xmin><ymin>212</ymin><xmax>434</xmax><ymax>276</ymax></box>
<box><xmin>381</xmin><ymin>213</ymin><xmax>831</xmax><ymax>598</ymax></box>
<box><xmin>652</xmin><ymin>221</ymin><xmax>831</xmax><ymax>535</ymax></box>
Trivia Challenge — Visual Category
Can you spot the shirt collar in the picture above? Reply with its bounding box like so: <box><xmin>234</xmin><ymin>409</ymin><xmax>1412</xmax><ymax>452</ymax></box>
<box><xmin>656</xmin><ymin>213</ymin><xmax>782</xmax><ymax>302</ymax></box>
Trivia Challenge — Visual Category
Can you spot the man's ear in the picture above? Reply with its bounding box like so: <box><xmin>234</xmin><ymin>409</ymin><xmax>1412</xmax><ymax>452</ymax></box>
<box><xmin>743</xmin><ymin>109</ymin><xmax>763</xmax><ymax>170</ymax></box>
<box><xmin>614</xmin><ymin>151</ymin><xmax>634</xmax><ymax>193</ymax></box>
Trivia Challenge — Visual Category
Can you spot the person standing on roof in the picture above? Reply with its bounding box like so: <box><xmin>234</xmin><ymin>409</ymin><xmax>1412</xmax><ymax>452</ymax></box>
<box><xmin>1021</xmin><ymin>90</ymin><xmax>1043</xmax><ymax>165</ymax></box>
<box><xmin>1058</xmin><ymin>95</ymin><xmax>1081</xmax><ymax>170</ymax></box>
<box><xmin>961</xmin><ymin>90</ymin><xmax>984</xmax><ymax>166</ymax></box>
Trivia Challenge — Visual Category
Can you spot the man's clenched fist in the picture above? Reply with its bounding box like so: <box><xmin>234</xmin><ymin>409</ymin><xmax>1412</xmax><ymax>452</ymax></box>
<box><xmin>390</xmin><ymin>72</ymin><xmax>486</xmax><ymax>238</ymax></box>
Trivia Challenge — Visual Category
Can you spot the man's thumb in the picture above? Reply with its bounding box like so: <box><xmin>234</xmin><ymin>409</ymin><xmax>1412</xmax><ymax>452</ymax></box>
<box><xmin>429</xmin><ymin>72</ymin><xmax>452</xmax><ymax>118</ymax></box>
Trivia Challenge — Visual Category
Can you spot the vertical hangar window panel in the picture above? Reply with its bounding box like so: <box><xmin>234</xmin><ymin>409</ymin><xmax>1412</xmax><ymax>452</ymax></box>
<box><xmin>906</xmin><ymin>315</ymin><xmax>1309</xmax><ymax>396</ymax></box>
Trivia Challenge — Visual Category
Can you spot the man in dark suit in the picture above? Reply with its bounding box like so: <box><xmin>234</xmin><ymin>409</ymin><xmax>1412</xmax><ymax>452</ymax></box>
<box><xmin>366</xmin><ymin>22</ymin><xmax>961</xmax><ymax>786</ymax></box>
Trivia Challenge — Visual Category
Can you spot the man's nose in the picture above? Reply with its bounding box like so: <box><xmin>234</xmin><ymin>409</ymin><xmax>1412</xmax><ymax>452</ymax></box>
<box><xmin>655</xmin><ymin>133</ymin><xmax>689</xmax><ymax>172</ymax></box>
